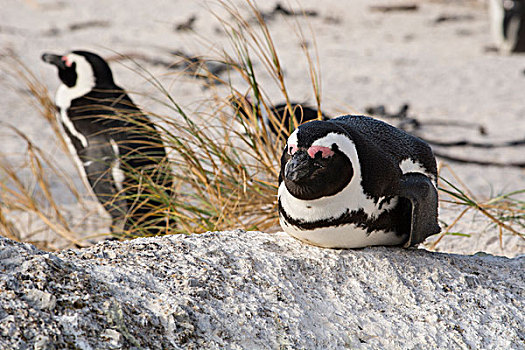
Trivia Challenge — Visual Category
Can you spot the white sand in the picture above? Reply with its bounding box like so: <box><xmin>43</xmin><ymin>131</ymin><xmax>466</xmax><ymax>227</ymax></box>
<box><xmin>0</xmin><ymin>0</ymin><xmax>523</xmax><ymax>255</ymax></box>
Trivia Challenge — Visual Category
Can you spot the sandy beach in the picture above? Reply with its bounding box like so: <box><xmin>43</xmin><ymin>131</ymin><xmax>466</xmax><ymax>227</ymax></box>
<box><xmin>0</xmin><ymin>0</ymin><xmax>523</xmax><ymax>255</ymax></box>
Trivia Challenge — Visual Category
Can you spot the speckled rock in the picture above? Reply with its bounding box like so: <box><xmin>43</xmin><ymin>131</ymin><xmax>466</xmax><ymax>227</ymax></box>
<box><xmin>0</xmin><ymin>231</ymin><xmax>524</xmax><ymax>349</ymax></box>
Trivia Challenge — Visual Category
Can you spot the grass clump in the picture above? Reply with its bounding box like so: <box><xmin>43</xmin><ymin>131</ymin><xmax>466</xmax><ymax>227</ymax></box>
<box><xmin>0</xmin><ymin>126</ymin><xmax>89</xmax><ymax>249</ymax></box>
<box><xmin>430</xmin><ymin>164</ymin><xmax>524</xmax><ymax>250</ymax></box>
<box><xmin>133</xmin><ymin>0</ymin><xmax>324</xmax><ymax>235</ymax></box>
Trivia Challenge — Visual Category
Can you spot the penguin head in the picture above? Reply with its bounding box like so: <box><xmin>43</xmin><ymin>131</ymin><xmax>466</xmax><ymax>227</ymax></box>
<box><xmin>280</xmin><ymin>120</ymin><xmax>354</xmax><ymax>201</ymax></box>
<box><xmin>41</xmin><ymin>50</ymin><xmax>114</xmax><ymax>89</ymax></box>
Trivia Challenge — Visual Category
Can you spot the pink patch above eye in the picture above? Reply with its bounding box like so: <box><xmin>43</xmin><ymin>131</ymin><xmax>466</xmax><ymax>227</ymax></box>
<box><xmin>288</xmin><ymin>144</ymin><xmax>298</xmax><ymax>155</ymax></box>
<box><xmin>61</xmin><ymin>56</ymin><xmax>72</xmax><ymax>67</ymax></box>
<box><xmin>307</xmin><ymin>145</ymin><xmax>334</xmax><ymax>158</ymax></box>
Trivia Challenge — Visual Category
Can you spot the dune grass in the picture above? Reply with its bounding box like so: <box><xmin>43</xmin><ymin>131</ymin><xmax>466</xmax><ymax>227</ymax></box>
<box><xmin>107</xmin><ymin>0</ymin><xmax>328</xmax><ymax>238</ymax></box>
<box><xmin>0</xmin><ymin>0</ymin><xmax>522</xmax><ymax>251</ymax></box>
<box><xmin>431</xmin><ymin>164</ymin><xmax>524</xmax><ymax>250</ymax></box>
<box><xmin>0</xmin><ymin>127</ymin><xmax>90</xmax><ymax>249</ymax></box>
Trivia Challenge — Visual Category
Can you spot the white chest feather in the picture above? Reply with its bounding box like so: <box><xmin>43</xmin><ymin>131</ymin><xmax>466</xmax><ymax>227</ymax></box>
<box><xmin>280</xmin><ymin>218</ymin><xmax>407</xmax><ymax>248</ymax></box>
<box><xmin>56</xmin><ymin>98</ymin><xmax>89</xmax><ymax>149</ymax></box>
<box><xmin>278</xmin><ymin>182</ymin><xmax>396</xmax><ymax>222</ymax></box>
<box><xmin>279</xmin><ymin>179</ymin><xmax>404</xmax><ymax>248</ymax></box>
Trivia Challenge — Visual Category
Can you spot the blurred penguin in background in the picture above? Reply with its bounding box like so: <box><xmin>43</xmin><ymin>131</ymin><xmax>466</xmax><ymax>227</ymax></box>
<box><xmin>42</xmin><ymin>50</ymin><xmax>172</xmax><ymax>236</ymax></box>
<box><xmin>230</xmin><ymin>94</ymin><xmax>328</xmax><ymax>141</ymax></box>
<box><xmin>490</xmin><ymin>0</ymin><xmax>525</xmax><ymax>53</ymax></box>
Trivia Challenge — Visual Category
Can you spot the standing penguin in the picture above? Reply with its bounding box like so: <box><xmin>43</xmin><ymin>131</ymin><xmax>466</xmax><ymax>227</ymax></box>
<box><xmin>42</xmin><ymin>50</ymin><xmax>171</xmax><ymax>235</ymax></box>
<box><xmin>278</xmin><ymin>115</ymin><xmax>440</xmax><ymax>248</ymax></box>
<box><xmin>489</xmin><ymin>0</ymin><xmax>525</xmax><ymax>53</ymax></box>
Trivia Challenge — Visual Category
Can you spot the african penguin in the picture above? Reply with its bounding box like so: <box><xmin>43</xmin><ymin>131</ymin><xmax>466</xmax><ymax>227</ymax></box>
<box><xmin>489</xmin><ymin>0</ymin><xmax>525</xmax><ymax>53</ymax></box>
<box><xmin>42</xmin><ymin>50</ymin><xmax>171</xmax><ymax>235</ymax></box>
<box><xmin>278</xmin><ymin>115</ymin><xmax>440</xmax><ymax>248</ymax></box>
<box><xmin>230</xmin><ymin>95</ymin><xmax>328</xmax><ymax>140</ymax></box>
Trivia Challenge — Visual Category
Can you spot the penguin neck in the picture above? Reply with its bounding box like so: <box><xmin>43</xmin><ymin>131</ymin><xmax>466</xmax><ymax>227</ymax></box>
<box><xmin>55</xmin><ymin>78</ymin><xmax>95</xmax><ymax>111</ymax></box>
<box><xmin>55</xmin><ymin>55</ymin><xmax>97</xmax><ymax>110</ymax></box>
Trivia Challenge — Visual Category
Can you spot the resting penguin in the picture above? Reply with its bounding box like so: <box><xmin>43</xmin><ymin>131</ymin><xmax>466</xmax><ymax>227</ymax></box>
<box><xmin>42</xmin><ymin>50</ymin><xmax>171</xmax><ymax>234</ymax></box>
<box><xmin>278</xmin><ymin>115</ymin><xmax>440</xmax><ymax>248</ymax></box>
<box><xmin>230</xmin><ymin>95</ymin><xmax>328</xmax><ymax>140</ymax></box>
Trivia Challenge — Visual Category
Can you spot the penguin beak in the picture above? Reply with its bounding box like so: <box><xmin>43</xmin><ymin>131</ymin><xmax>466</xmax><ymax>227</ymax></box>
<box><xmin>41</xmin><ymin>53</ymin><xmax>66</xmax><ymax>70</ymax></box>
<box><xmin>285</xmin><ymin>152</ymin><xmax>313</xmax><ymax>182</ymax></box>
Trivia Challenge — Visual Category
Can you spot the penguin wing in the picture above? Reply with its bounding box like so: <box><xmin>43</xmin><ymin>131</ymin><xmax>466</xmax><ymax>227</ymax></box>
<box><xmin>79</xmin><ymin>137</ymin><xmax>128</xmax><ymax>221</ymax></box>
<box><xmin>105</xmin><ymin>90</ymin><xmax>168</xmax><ymax>165</ymax></box>
<box><xmin>398</xmin><ymin>172</ymin><xmax>441</xmax><ymax>247</ymax></box>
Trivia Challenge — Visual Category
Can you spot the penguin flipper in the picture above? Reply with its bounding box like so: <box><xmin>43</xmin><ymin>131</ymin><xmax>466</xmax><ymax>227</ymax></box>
<box><xmin>81</xmin><ymin>142</ymin><xmax>128</xmax><ymax>230</ymax></box>
<box><xmin>399</xmin><ymin>172</ymin><xmax>441</xmax><ymax>247</ymax></box>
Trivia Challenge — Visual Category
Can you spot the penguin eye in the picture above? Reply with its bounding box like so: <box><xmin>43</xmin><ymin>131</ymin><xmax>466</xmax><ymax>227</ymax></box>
<box><xmin>307</xmin><ymin>145</ymin><xmax>334</xmax><ymax>159</ymax></box>
<box><xmin>288</xmin><ymin>144</ymin><xmax>298</xmax><ymax>155</ymax></box>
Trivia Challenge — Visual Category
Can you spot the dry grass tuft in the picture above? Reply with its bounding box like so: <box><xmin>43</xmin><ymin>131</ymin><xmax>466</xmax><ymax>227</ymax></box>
<box><xmin>429</xmin><ymin>164</ymin><xmax>524</xmax><ymax>250</ymax></box>
<box><xmin>119</xmin><ymin>0</ymin><xmax>324</xmax><ymax>236</ymax></box>
<box><xmin>0</xmin><ymin>125</ymin><xmax>89</xmax><ymax>249</ymax></box>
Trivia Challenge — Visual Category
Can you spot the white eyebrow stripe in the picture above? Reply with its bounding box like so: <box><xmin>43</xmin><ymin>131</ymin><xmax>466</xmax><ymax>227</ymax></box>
<box><xmin>287</xmin><ymin>129</ymin><xmax>298</xmax><ymax>147</ymax></box>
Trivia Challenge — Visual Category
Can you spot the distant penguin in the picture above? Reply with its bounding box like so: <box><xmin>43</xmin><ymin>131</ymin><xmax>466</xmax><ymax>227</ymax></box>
<box><xmin>278</xmin><ymin>115</ymin><xmax>440</xmax><ymax>248</ymax></box>
<box><xmin>230</xmin><ymin>95</ymin><xmax>328</xmax><ymax>140</ymax></box>
<box><xmin>42</xmin><ymin>50</ymin><xmax>171</xmax><ymax>235</ymax></box>
<box><xmin>489</xmin><ymin>0</ymin><xmax>525</xmax><ymax>53</ymax></box>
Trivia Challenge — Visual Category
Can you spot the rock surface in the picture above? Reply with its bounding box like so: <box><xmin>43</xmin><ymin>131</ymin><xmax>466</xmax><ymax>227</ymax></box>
<box><xmin>0</xmin><ymin>230</ymin><xmax>524</xmax><ymax>349</ymax></box>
